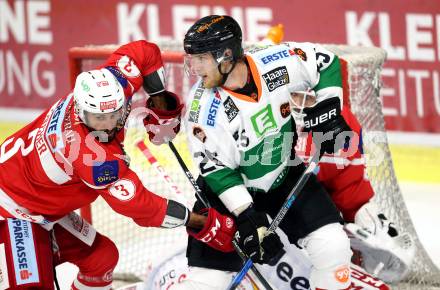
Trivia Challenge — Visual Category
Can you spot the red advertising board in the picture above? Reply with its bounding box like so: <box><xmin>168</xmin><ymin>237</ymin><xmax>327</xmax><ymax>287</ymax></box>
<box><xmin>0</xmin><ymin>0</ymin><xmax>439</xmax><ymax>132</ymax></box>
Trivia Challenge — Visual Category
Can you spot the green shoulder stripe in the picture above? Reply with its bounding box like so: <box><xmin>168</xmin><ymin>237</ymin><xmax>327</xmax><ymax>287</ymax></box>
<box><xmin>205</xmin><ymin>167</ymin><xmax>244</xmax><ymax>196</ymax></box>
<box><xmin>314</xmin><ymin>55</ymin><xmax>342</xmax><ymax>91</ymax></box>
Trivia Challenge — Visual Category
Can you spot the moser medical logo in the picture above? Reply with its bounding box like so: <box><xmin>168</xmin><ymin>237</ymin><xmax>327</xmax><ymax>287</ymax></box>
<box><xmin>188</xmin><ymin>84</ymin><xmax>204</xmax><ymax>123</ymax></box>
<box><xmin>251</xmin><ymin>104</ymin><xmax>278</xmax><ymax>137</ymax></box>
<box><xmin>263</xmin><ymin>66</ymin><xmax>289</xmax><ymax>92</ymax></box>
<box><xmin>7</xmin><ymin>219</ymin><xmax>40</xmax><ymax>285</ymax></box>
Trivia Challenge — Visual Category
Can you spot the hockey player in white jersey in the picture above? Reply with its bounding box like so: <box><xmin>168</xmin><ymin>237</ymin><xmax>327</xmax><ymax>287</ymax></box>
<box><xmin>176</xmin><ymin>15</ymin><xmax>354</xmax><ymax>290</ymax></box>
<box><xmin>123</xmin><ymin>23</ymin><xmax>414</xmax><ymax>290</ymax></box>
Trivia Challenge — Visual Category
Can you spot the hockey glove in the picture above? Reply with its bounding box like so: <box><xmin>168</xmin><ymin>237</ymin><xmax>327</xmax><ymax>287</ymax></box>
<box><xmin>187</xmin><ymin>208</ymin><xmax>237</xmax><ymax>253</ymax></box>
<box><xmin>345</xmin><ymin>202</ymin><xmax>416</xmax><ymax>283</ymax></box>
<box><xmin>303</xmin><ymin>97</ymin><xmax>352</xmax><ymax>155</ymax></box>
<box><xmin>143</xmin><ymin>90</ymin><xmax>184</xmax><ymax>145</ymax></box>
<box><xmin>235</xmin><ymin>205</ymin><xmax>284</xmax><ymax>264</ymax></box>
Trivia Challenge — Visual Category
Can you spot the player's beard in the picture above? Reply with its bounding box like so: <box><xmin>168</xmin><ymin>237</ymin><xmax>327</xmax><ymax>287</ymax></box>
<box><xmin>90</xmin><ymin>128</ymin><xmax>117</xmax><ymax>143</ymax></box>
<box><xmin>202</xmin><ymin>70</ymin><xmax>223</xmax><ymax>89</ymax></box>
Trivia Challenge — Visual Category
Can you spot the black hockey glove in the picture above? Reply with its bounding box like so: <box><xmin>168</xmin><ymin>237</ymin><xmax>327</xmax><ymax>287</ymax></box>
<box><xmin>235</xmin><ymin>205</ymin><xmax>283</xmax><ymax>264</ymax></box>
<box><xmin>303</xmin><ymin>97</ymin><xmax>352</xmax><ymax>155</ymax></box>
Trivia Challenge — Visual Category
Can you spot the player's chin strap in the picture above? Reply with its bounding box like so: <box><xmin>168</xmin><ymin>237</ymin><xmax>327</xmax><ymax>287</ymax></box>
<box><xmin>218</xmin><ymin>59</ymin><xmax>237</xmax><ymax>85</ymax></box>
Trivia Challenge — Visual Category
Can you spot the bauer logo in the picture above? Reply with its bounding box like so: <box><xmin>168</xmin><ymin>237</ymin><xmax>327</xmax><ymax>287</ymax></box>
<box><xmin>109</xmin><ymin>179</ymin><xmax>136</xmax><ymax>201</ymax></box>
<box><xmin>7</xmin><ymin>219</ymin><xmax>40</xmax><ymax>285</ymax></box>
<box><xmin>304</xmin><ymin>108</ymin><xmax>337</xmax><ymax>128</ymax></box>
<box><xmin>93</xmin><ymin>160</ymin><xmax>119</xmax><ymax>186</ymax></box>
<box><xmin>263</xmin><ymin>66</ymin><xmax>289</xmax><ymax>92</ymax></box>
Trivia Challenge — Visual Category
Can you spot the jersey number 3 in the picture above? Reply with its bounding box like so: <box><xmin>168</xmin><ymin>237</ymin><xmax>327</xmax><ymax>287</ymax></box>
<box><xmin>0</xmin><ymin>129</ymin><xmax>38</xmax><ymax>163</ymax></box>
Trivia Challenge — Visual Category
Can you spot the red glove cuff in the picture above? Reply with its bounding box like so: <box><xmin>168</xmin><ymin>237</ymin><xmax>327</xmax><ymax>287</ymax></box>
<box><xmin>143</xmin><ymin>90</ymin><xmax>184</xmax><ymax>145</ymax></box>
<box><xmin>187</xmin><ymin>208</ymin><xmax>237</xmax><ymax>253</ymax></box>
<box><xmin>146</xmin><ymin>90</ymin><xmax>183</xmax><ymax>119</ymax></box>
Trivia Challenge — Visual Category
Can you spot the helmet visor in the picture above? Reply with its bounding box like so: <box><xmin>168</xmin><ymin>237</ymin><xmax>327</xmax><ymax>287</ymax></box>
<box><xmin>183</xmin><ymin>52</ymin><xmax>218</xmax><ymax>76</ymax></box>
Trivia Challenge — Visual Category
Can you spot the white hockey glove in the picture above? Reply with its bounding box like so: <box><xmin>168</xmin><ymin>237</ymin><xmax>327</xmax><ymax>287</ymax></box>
<box><xmin>344</xmin><ymin>202</ymin><xmax>416</xmax><ymax>283</ymax></box>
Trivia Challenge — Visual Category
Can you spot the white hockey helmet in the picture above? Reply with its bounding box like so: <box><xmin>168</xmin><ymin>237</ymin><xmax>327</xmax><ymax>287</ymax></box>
<box><xmin>73</xmin><ymin>68</ymin><xmax>126</xmax><ymax>126</ymax></box>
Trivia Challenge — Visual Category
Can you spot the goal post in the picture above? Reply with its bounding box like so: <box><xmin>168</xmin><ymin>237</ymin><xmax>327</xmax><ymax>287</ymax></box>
<box><xmin>68</xmin><ymin>42</ymin><xmax>440</xmax><ymax>289</ymax></box>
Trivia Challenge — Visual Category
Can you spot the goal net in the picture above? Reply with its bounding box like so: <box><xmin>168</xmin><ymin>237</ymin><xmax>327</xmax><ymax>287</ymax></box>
<box><xmin>68</xmin><ymin>41</ymin><xmax>440</xmax><ymax>289</ymax></box>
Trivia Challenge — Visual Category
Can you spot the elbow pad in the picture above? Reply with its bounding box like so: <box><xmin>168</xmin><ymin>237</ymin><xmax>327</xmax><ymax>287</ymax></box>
<box><xmin>161</xmin><ymin>200</ymin><xmax>190</xmax><ymax>228</ymax></box>
<box><xmin>143</xmin><ymin>67</ymin><xmax>166</xmax><ymax>95</ymax></box>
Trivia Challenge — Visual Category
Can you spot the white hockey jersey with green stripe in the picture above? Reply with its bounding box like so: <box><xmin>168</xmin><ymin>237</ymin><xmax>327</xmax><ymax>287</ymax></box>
<box><xmin>183</xmin><ymin>42</ymin><xmax>343</xmax><ymax>210</ymax></box>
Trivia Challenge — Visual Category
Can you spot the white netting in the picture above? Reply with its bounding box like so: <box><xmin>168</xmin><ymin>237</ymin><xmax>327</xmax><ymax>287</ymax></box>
<box><xmin>70</xmin><ymin>42</ymin><xmax>440</xmax><ymax>289</ymax></box>
<box><xmin>328</xmin><ymin>45</ymin><xmax>440</xmax><ymax>289</ymax></box>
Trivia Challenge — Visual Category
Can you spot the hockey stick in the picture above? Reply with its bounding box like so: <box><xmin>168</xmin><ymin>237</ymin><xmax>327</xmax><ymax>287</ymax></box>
<box><xmin>167</xmin><ymin>141</ymin><xmax>210</xmax><ymax>208</ymax></box>
<box><xmin>168</xmin><ymin>141</ymin><xmax>274</xmax><ymax>290</ymax></box>
<box><xmin>227</xmin><ymin>150</ymin><xmax>320</xmax><ymax>290</ymax></box>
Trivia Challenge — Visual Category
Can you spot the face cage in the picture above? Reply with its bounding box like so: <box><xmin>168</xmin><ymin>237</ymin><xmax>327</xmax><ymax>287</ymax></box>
<box><xmin>290</xmin><ymin>90</ymin><xmax>318</xmax><ymax>127</ymax></box>
<box><xmin>116</xmin><ymin>100</ymin><xmax>132</xmax><ymax>131</ymax></box>
<box><xmin>75</xmin><ymin>100</ymin><xmax>129</xmax><ymax>132</ymax></box>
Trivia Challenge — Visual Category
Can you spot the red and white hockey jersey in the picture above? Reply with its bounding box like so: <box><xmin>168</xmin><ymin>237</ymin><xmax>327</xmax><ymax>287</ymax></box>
<box><xmin>0</xmin><ymin>41</ymin><xmax>168</xmax><ymax>227</ymax></box>
<box><xmin>296</xmin><ymin>106</ymin><xmax>374</xmax><ymax>222</ymax></box>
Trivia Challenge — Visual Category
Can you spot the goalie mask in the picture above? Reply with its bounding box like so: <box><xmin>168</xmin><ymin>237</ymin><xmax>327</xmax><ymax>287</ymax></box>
<box><xmin>74</xmin><ymin>68</ymin><xmax>128</xmax><ymax>142</ymax></box>
<box><xmin>290</xmin><ymin>90</ymin><xmax>318</xmax><ymax>128</ymax></box>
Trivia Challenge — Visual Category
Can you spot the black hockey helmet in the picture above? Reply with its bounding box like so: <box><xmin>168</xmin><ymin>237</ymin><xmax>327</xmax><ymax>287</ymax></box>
<box><xmin>184</xmin><ymin>15</ymin><xmax>243</xmax><ymax>62</ymax></box>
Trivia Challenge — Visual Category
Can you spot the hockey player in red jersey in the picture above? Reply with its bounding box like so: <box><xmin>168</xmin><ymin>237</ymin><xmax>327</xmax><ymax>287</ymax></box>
<box><xmin>0</xmin><ymin>40</ymin><xmax>236</xmax><ymax>290</ymax></box>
